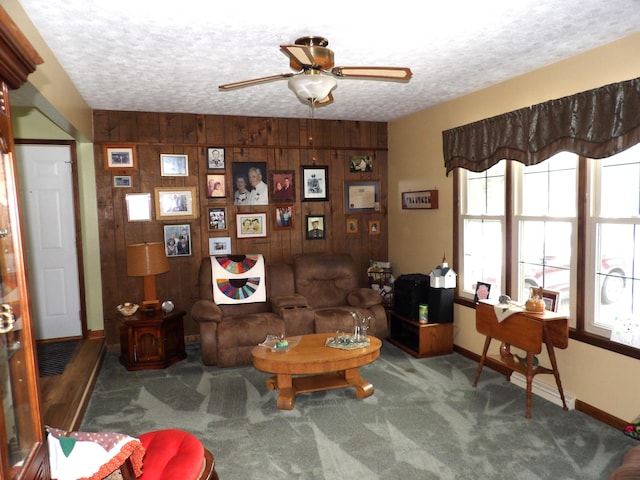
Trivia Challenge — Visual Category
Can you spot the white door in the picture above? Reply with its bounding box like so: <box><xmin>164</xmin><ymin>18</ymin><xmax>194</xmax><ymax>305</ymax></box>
<box><xmin>15</xmin><ymin>144</ymin><xmax>81</xmax><ymax>339</ymax></box>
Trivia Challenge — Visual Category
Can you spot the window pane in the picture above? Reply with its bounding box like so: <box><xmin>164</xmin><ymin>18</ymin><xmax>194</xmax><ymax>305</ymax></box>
<box><xmin>465</xmin><ymin>162</ymin><xmax>505</xmax><ymax>215</ymax></box>
<box><xmin>519</xmin><ymin>221</ymin><xmax>572</xmax><ymax>308</ymax></box>
<box><xmin>593</xmin><ymin>223</ymin><xmax>635</xmax><ymax>329</ymax></box>
<box><xmin>600</xmin><ymin>145</ymin><xmax>640</xmax><ymax>218</ymax></box>
<box><xmin>522</xmin><ymin>152</ymin><xmax>576</xmax><ymax>217</ymax></box>
<box><xmin>463</xmin><ymin>219</ymin><xmax>502</xmax><ymax>296</ymax></box>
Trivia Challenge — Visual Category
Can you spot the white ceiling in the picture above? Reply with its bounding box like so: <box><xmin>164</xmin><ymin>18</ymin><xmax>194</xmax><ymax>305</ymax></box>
<box><xmin>13</xmin><ymin>0</ymin><xmax>640</xmax><ymax>122</ymax></box>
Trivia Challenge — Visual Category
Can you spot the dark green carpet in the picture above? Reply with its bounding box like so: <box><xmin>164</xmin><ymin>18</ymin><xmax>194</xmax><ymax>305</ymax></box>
<box><xmin>80</xmin><ymin>342</ymin><xmax>636</xmax><ymax>479</ymax></box>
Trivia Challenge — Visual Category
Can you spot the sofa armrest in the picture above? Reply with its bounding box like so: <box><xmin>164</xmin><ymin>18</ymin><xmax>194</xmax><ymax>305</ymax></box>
<box><xmin>347</xmin><ymin>288</ymin><xmax>383</xmax><ymax>308</ymax></box>
<box><xmin>190</xmin><ymin>299</ymin><xmax>223</xmax><ymax>323</ymax></box>
<box><xmin>271</xmin><ymin>294</ymin><xmax>309</xmax><ymax>312</ymax></box>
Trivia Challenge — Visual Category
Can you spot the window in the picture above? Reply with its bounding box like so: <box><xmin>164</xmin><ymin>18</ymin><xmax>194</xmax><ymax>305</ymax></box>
<box><xmin>456</xmin><ymin>144</ymin><xmax>640</xmax><ymax>358</ymax></box>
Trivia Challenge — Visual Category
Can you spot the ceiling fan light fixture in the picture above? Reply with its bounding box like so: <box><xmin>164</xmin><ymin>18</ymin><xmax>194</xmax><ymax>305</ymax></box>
<box><xmin>288</xmin><ymin>73</ymin><xmax>337</xmax><ymax>104</ymax></box>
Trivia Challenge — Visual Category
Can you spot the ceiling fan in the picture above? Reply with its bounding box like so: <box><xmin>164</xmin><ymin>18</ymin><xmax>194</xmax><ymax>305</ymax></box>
<box><xmin>218</xmin><ymin>36</ymin><xmax>412</xmax><ymax>106</ymax></box>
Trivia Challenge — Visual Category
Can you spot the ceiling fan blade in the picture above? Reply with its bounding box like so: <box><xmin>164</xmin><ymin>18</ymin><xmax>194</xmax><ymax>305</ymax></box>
<box><xmin>218</xmin><ymin>73</ymin><xmax>293</xmax><ymax>90</ymax></box>
<box><xmin>331</xmin><ymin>66</ymin><xmax>412</xmax><ymax>81</ymax></box>
<box><xmin>280</xmin><ymin>44</ymin><xmax>315</xmax><ymax>70</ymax></box>
<box><xmin>315</xmin><ymin>92</ymin><xmax>334</xmax><ymax>106</ymax></box>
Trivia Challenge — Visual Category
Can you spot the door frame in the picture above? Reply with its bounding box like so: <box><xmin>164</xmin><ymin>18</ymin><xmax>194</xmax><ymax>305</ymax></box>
<box><xmin>15</xmin><ymin>139</ymin><xmax>87</xmax><ymax>338</ymax></box>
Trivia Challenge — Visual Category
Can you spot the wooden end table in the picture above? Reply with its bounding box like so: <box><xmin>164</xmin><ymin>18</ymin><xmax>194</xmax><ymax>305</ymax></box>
<box><xmin>251</xmin><ymin>333</ymin><xmax>382</xmax><ymax>410</ymax></box>
<box><xmin>119</xmin><ymin>308</ymin><xmax>187</xmax><ymax>371</ymax></box>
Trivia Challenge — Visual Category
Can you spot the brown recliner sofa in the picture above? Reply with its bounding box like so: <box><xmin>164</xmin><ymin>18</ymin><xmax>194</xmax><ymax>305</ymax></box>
<box><xmin>191</xmin><ymin>252</ymin><xmax>388</xmax><ymax>367</ymax></box>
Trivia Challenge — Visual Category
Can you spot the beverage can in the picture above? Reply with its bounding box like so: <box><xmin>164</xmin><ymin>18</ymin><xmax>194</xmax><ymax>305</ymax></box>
<box><xmin>419</xmin><ymin>304</ymin><xmax>429</xmax><ymax>323</ymax></box>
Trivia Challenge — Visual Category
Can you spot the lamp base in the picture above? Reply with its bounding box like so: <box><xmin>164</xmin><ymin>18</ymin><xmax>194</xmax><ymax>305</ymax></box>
<box><xmin>141</xmin><ymin>299</ymin><xmax>161</xmax><ymax>311</ymax></box>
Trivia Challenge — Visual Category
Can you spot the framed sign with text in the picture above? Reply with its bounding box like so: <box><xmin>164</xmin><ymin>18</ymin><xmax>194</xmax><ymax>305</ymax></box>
<box><xmin>401</xmin><ymin>190</ymin><xmax>439</xmax><ymax>210</ymax></box>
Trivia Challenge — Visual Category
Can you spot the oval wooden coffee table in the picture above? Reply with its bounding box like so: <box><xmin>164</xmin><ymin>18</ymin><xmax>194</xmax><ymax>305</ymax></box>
<box><xmin>251</xmin><ymin>333</ymin><xmax>382</xmax><ymax>410</ymax></box>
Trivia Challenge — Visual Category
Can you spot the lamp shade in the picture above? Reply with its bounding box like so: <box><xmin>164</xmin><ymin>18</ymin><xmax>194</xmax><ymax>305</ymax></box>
<box><xmin>288</xmin><ymin>73</ymin><xmax>337</xmax><ymax>103</ymax></box>
<box><xmin>127</xmin><ymin>242</ymin><xmax>169</xmax><ymax>277</ymax></box>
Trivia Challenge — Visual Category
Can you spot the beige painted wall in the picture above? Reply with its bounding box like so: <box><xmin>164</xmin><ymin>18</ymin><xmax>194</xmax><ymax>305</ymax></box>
<box><xmin>4</xmin><ymin>0</ymin><xmax>104</xmax><ymax>334</ymax></box>
<box><xmin>388</xmin><ymin>33</ymin><xmax>640</xmax><ymax>421</ymax></box>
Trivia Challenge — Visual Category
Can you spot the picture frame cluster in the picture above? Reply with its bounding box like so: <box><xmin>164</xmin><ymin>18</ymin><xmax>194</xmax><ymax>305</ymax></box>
<box><xmin>109</xmin><ymin>145</ymin><xmax>385</xmax><ymax>257</ymax></box>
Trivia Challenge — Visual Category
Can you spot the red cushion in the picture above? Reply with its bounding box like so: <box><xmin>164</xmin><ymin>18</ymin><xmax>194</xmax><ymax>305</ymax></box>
<box><xmin>138</xmin><ymin>429</ymin><xmax>204</xmax><ymax>480</ymax></box>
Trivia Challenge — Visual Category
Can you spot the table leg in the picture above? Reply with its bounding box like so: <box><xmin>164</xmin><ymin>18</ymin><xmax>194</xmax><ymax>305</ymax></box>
<box><xmin>473</xmin><ymin>336</ymin><xmax>492</xmax><ymax>387</ymax></box>
<box><xmin>544</xmin><ymin>329</ymin><xmax>568</xmax><ymax>411</ymax></box>
<box><xmin>342</xmin><ymin>368</ymin><xmax>374</xmax><ymax>399</ymax></box>
<box><xmin>525</xmin><ymin>351</ymin><xmax>535</xmax><ymax>419</ymax></box>
<box><xmin>265</xmin><ymin>374</ymin><xmax>295</xmax><ymax>410</ymax></box>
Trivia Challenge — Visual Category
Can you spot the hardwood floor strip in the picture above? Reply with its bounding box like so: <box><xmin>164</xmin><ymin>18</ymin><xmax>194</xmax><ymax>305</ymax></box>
<box><xmin>39</xmin><ymin>338</ymin><xmax>106</xmax><ymax>431</ymax></box>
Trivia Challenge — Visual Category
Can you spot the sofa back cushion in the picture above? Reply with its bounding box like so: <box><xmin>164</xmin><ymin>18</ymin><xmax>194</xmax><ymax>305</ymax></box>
<box><xmin>293</xmin><ymin>253</ymin><xmax>358</xmax><ymax>308</ymax></box>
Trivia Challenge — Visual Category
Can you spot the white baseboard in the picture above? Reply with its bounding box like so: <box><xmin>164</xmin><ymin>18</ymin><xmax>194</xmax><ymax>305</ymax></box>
<box><xmin>510</xmin><ymin>372</ymin><xmax>576</xmax><ymax>410</ymax></box>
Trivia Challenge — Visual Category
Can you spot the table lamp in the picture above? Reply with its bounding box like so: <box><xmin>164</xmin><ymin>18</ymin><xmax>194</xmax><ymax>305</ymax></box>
<box><xmin>127</xmin><ymin>242</ymin><xmax>169</xmax><ymax>311</ymax></box>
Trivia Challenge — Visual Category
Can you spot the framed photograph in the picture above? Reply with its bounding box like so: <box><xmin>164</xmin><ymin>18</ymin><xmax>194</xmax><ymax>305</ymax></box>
<box><xmin>208</xmin><ymin>207</ymin><xmax>227</xmax><ymax>231</ymax></box>
<box><xmin>206</xmin><ymin>174</ymin><xmax>226</xmax><ymax>198</ymax></box>
<box><xmin>163</xmin><ymin>224</ymin><xmax>191</xmax><ymax>257</ymax></box>
<box><xmin>346</xmin><ymin>218</ymin><xmax>359</xmax><ymax>234</ymax></box>
<box><xmin>209</xmin><ymin>236</ymin><xmax>231</xmax><ymax>255</ymax></box>
<box><xmin>207</xmin><ymin>147</ymin><xmax>225</xmax><ymax>170</ymax></box>
<box><xmin>474</xmin><ymin>282</ymin><xmax>492</xmax><ymax>303</ymax></box>
<box><xmin>306</xmin><ymin>215</ymin><xmax>326</xmax><ymax>240</ymax></box>
<box><xmin>301</xmin><ymin>166</ymin><xmax>328</xmax><ymax>202</ymax></box>
<box><xmin>349</xmin><ymin>155</ymin><xmax>373</xmax><ymax>172</ymax></box>
<box><xmin>160</xmin><ymin>154</ymin><xmax>189</xmax><ymax>177</ymax></box>
<box><xmin>345</xmin><ymin>180</ymin><xmax>380</xmax><ymax>213</ymax></box>
<box><xmin>125</xmin><ymin>193</ymin><xmax>151</xmax><ymax>222</ymax></box>
<box><xmin>154</xmin><ymin>186</ymin><xmax>198</xmax><ymax>220</ymax></box>
<box><xmin>271</xmin><ymin>170</ymin><xmax>295</xmax><ymax>203</ymax></box>
<box><xmin>104</xmin><ymin>145</ymin><xmax>136</xmax><ymax>171</ymax></box>
<box><xmin>236</xmin><ymin>213</ymin><xmax>267</xmax><ymax>238</ymax></box>
<box><xmin>369</xmin><ymin>220</ymin><xmax>381</xmax><ymax>235</ymax></box>
<box><xmin>542</xmin><ymin>289</ymin><xmax>561</xmax><ymax>312</ymax></box>
<box><xmin>232</xmin><ymin>162</ymin><xmax>269</xmax><ymax>205</ymax></box>
<box><xmin>402</xmin><ymin>190</ymin><xmax>439</xmax><ymax>210</ymax></box>
<box><xmin>113</xmin><ymin>175</ymin><xmax>132</xmax><ymax>188</ymax></box>
<box><xmin>274</xmin><ymin>205</ymin><xmax>294</xmax><ymax>230</ymax></box>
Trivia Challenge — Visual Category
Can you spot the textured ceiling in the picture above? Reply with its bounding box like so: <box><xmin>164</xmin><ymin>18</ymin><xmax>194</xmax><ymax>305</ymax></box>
<box><xmin>13</xmin><ymin>0</ymin><xmax>640</xmax><ymax>122</ymax></box>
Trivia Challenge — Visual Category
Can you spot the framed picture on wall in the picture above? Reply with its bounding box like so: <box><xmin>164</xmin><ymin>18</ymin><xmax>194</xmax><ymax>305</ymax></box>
<box><xmin>163</xmin><ymin>224</ymin><xmax>191</xmax><ymax>257</ymax></box>
<box><xmin>236</xmin><ymin>213</ymin><xmax>267</xmax><ymax>238</ymax></box>
<box><xmin>349</xmin><ymin>155</ymin><xmax>373</xmax><ymax>172</ymax></box>
<box><xmin>346</xmin><ymin>218</ymin><xmax>359</xmax><ymax>234</ymax></box>
<box><xmin>206</xmin><ymin>174</ymin><xmax>226</xmax><ymax>198</ymax></box>
<box><xmin>301</xmin><ymin>166</ymin><xmax>328</xmax><ymax>201</ymax></box>
<box><xmin>306</xmin><ymin>215</ymin><xmax>326</xmax><ymax>240</ymax></box>
<box><xmin>125</xmin><ymin>193</ymin><xmax>151</xmax><ymax>222</ymax></box>
<box><xmin>369</xmin><ymin>220</ymin><xmax>381</xmax><ymax>235</ymax></box>
<box><xmin>274</xmin><ymin>205</ymin><xmax>294</xmax><ymax>230</ymax></box>
<box><xmin>401</xmin><ymin>190</ymin><xmax>439</xmax><ymax>210</ymax></box>
<box><xmin>154</xmin><ymin>186</ymin><xmax>198</xmax><ymax>220</ymax></box>
<box><xmin>104</xmin><ymin>145</ymin><xmax>136</xmax><ymax>171</ymax></box>
<box><xmin>160</xmin><ymin>154</ymin><xmax>189</xmax><ymax>176</ymax></box>
<box><xmin>344</xmin><ymin>180</ymin><xmax>380</xmax><ymax>213</ymax></box>
<box><xmin>208</xmin><ymin>207</ymin><xmax>227</xmax><ymax>231</ymax></box>
<box><xmin>207</xmin><ymin>147</ymin><xmax>225</xmax><ymax>170</ymax></box>
<box><xmin>271</xmin><ymin>170</ymin><xmax>295</xmax><ymax>203</ymax></box>
<box><xmin>209</xmin><ymin>236</ymin><xmax>231</xmax><ymax>255</ymax></box>
<box><xmin>232</xmin><ymin>162</ymin><xmax>269</xmax><ymax>205</ymax></box>
<box><xmin>113</xmin><ymin>175</ymin><xmax>132</xmax><ymax>188</ymax></box>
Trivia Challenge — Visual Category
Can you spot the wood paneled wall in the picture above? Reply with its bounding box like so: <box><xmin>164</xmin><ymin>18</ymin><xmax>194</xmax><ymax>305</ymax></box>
<box><xmin>93</xmin><ymin>110</ymin><xmax>389</xmax><ymax>344</ymax></box>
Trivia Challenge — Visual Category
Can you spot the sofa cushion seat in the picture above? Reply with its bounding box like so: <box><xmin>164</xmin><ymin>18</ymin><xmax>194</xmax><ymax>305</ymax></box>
<box><xmin>313</xmin><ymin>306</ymin><xmax>374</xmax><ymax>335</ymax></box>
<box><xmin>216</xmin><ymin>313</ymin><xmax>284</xmax><ymax>367</ymax></box>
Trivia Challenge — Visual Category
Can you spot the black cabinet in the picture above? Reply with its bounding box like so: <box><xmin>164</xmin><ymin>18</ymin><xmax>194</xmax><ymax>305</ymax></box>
<box><xmin>393</xmin><ymin>274</ymin><xmax>454</xmax><ymax>323</ymax></box>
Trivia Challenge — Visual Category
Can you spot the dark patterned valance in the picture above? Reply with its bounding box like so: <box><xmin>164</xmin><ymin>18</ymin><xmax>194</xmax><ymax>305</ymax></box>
<box><xmin>443</xmin><ymin>77</ymin><xmax>640</xmax><ymax>175</ymax></box>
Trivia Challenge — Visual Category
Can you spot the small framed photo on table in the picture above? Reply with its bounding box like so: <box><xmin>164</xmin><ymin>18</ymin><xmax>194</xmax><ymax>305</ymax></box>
<box><xmin>542</xmin><ymin>289</ymin><xmax>560</xmax><ymax>312</ymax></box>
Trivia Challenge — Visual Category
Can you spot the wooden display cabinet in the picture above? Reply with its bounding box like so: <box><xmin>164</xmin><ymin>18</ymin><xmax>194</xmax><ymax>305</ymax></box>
<box><xmin>388</xmin><ymin>311</ymin><xmax>453</xmax><ymax>358</ymax></box>
<box><xmin>119</xmin><ymin>309</ymin><xmax>187</xmax><ymax>371</ymax></box>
